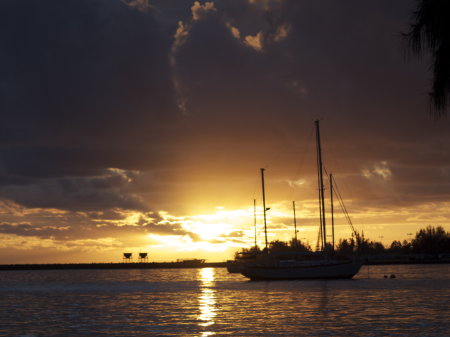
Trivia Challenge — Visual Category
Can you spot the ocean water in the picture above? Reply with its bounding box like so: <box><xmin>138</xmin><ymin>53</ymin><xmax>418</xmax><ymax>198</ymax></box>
<box><xmin>0</xmin><ymin>264</ymin><xmax>449</xmax><ymax>336</ymax></box>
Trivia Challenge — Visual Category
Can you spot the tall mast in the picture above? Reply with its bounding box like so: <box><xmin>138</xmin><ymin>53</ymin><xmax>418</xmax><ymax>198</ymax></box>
<box><xmin>253</xmin><ymin>199</ymin><xmax>257</xmax><ymax>249</ymax></box>
<box><xmin>260</xmin><ymin>168</ymin><xmax>268</xmax><ymax>250</ymax></box>
<box><xmin>315</xmin><ymin>120</ymin><xmax>327</xmax><ymax>252</ymax></box>
<box><xmin>293</xmin><ymin>201</ymin><xmax>298</xmax><ymax>242</ymax></box>
<box><xmin>330</xmin><ymin>173</ymin><xmax>335</xmax><ymax>251</ymax></box>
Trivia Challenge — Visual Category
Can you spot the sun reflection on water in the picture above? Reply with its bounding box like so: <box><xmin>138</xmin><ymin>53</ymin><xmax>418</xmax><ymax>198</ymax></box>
<box><xmin>198</xmin><ymin>268</ymin><xmax>216</xmax><ymax>336</ymax></box>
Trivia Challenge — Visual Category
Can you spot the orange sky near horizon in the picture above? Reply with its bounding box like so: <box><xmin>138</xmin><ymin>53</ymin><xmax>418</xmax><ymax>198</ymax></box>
<box><xmin>1</xmin><ymin>191</ymin><xmax>449</xmax><ymax>264</ymax></box>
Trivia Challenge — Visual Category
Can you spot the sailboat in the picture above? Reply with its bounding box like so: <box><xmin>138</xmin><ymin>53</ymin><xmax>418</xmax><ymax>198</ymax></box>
<box><xmin>240</xmin><ymin>121</ymin><xmax>362</xmax><ymax>280</ymax></box>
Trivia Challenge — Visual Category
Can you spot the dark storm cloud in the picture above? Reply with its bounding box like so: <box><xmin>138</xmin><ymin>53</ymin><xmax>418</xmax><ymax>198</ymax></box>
<box><xmin>0</xmin><ymin>0</ymin><xmax>176</xmax><ymax>149</ymax></box>
<box><xmin>170</xmin><ymin>0</ymin><xmax>408</xmax><ymax>150</ymax></box>
<box><xmin>172</xmin><ymin>1</ymin><xmax>293</xmax><ymax>129</ymax></box>
<box><xmin>173</xmin><ymin>0</ymin><xmax>424</xmax><ymax>135</ymax></box>
<box><xmin>0</xmin><ymin>223</ymin><xmax>68</xmax><ymax>238</ymax></box>
<box><xmin>1</xmin><ymin>169</ymin><xmax>145</xmax><ymax>211</ymax></box>
<box><xmin>0</xmin><ymin>0</ymin><xmax>180</xmax><ymax>211</ymax></box>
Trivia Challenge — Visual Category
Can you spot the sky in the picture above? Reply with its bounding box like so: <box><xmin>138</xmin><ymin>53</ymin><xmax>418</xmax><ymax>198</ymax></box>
<box><xmin>1</xmin><ymin>0</ymin><xmax>449</xmax><ymax>263</ymax></box>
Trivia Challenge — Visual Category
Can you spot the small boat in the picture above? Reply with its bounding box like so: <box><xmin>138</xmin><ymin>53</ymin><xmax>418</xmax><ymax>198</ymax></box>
<box><xmin>175</xmin><ymin>259</ymin><xmax>205</xmax><ymax>267</ymax></box>
<box><xmin>240</xmin><ymin>121</ymin><xmax>362</xmax><ymax>280</ymax></box>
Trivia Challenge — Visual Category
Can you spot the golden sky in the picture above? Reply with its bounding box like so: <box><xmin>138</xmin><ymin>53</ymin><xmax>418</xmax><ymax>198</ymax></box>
<box><xmin>0</xmin><ymin>0</ymin><xmax>449</xmax><ymax>263</ymax></box>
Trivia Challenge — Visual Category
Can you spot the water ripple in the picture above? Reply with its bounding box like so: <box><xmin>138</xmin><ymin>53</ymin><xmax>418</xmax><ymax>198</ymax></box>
<box><xmin>0</xmin><ymin>265</ymin><xmax>449</xmax><ymax>336</ymax></box>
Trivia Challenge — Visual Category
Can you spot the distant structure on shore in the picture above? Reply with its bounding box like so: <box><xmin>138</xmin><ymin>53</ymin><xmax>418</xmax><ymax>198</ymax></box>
<box><xmin>123</xmin><ymin>252</ymin><xmax>133</xmax><ymax>263</ymax></box>
<box><xmin>138</xmin><ymin>252</ymin><xmax>149</xmax><ymax>263</ymax></box>
<box><xmin>122</xmin><ymin>252</ymin><xmax>149</xmax><ymax>263</ymax></box>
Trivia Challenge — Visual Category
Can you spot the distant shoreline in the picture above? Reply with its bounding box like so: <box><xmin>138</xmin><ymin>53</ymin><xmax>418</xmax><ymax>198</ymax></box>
<box><xmin>0</xmin><ymin>261</ymin><xmax>226</xmax><ymax>271</ymax></box>
<box><xmin>0</xmin><ymin>259</ymin><xmax>449</xmax><ymax>271</ymax></box>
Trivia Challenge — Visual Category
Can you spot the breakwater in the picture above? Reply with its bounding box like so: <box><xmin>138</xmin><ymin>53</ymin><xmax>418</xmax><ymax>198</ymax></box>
<box><xmin>0</xmin><ymin>261</ymin><xmax>226</xmax><ymax>271</ymax></box>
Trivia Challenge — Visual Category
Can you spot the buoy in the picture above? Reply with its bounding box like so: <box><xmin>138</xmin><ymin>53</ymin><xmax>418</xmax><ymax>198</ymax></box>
<box><xmin>390</xmin><ymin>274</ymin><xmax>396</xmax><ymax>279</ymax></box>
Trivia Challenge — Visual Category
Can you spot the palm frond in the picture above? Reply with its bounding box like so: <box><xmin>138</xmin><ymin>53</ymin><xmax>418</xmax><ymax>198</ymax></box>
<box><xmin>404</xmin><ymin>0</ymin><xmax>450</xmax><ymax>117</ymax></box>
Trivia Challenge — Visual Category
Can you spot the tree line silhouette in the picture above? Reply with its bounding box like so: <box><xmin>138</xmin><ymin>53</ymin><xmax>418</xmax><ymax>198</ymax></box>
<box><xmin>236</xmin><ymin>225</ymin><xmax>450</xmax><ymax>258</ymax></box>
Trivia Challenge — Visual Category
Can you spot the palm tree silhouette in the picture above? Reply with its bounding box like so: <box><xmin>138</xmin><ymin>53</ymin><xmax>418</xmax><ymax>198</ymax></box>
<box><xmin>404</xmin><ymin>0</ymin><xmax>450</xmax><ymax>118</ymax></box>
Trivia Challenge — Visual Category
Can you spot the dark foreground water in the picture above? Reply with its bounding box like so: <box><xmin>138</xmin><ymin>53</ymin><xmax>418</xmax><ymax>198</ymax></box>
<box><xmin>0</xmin><ymin>264</ymin><xmax>449</xmax><ymax>336</ymax></box>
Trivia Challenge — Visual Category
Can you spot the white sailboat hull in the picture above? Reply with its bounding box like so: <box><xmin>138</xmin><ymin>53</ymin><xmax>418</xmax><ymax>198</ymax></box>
<box><xmin>241</xmin><ymin>261</ymin><xmax>362</xmax><ymax>281</ymax></box>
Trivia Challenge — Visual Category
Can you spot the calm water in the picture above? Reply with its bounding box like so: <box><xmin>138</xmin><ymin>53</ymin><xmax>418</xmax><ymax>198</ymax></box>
<box><xmin>0</xmin><ymin>264</ymin><xmax>449</xmax><ymax>336</ymax></box>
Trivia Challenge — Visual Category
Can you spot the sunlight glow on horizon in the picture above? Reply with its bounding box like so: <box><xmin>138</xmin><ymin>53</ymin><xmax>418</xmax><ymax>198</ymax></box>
<box><xmin>1</xmin><ymin>199</ymin><xmax>449</xmax><ymax>263</ymax></box>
